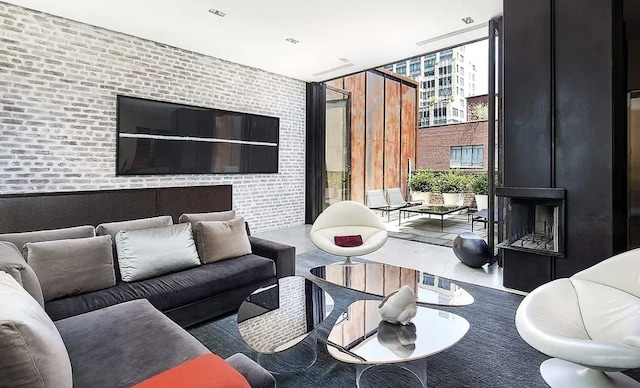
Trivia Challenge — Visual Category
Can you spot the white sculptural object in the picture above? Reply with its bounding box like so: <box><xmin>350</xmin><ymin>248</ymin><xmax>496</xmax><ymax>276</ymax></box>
<box><xmin>377</xmin><ymin>321</ymin><xmax>417</xmax><ymax>358</ymax></box>
<box><xmin>378</xmin><ymin>285</ymin><xmax>418</xmax><ymax>325</ymax></box>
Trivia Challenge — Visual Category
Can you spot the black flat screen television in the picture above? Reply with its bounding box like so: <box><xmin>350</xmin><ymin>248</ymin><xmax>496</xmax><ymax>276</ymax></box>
<box><xmin>116</xmin><ymin>96</ymin><xmax>279</xmax><ymax>175</ymax></box>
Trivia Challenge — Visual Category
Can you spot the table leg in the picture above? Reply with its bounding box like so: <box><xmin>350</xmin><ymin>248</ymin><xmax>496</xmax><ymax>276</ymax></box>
<box><xmin>355</xmin><ymin>359</ymin><xmax>428</xmax><ymax>388</ymax></box>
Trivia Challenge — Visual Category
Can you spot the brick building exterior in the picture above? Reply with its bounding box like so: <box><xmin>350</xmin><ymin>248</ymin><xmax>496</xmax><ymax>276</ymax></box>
<box><xmin>416</xmin><ymin>120</ymin><xmax>489</xmax><ymax>172</ymax></box>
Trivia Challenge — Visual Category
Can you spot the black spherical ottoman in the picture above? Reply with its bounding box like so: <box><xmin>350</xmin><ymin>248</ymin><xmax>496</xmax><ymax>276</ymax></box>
<box><xmin>452</xmin><ymin>232</ymin><xmax>492</xmax><ymax>268</ymax></box>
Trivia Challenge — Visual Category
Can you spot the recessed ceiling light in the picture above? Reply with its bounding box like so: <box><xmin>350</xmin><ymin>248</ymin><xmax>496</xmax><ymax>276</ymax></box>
<box><xmin>208</xmin><ymin>9</ymin><xmax>226</xmax><ymax>17</ymax></box>
<box><xmin>285</xmin><ymin>38</ymin><xmax>299</xmax><ymax>44</ymax></box>
<box><xmin>461</xmin><ymin>16</ymin><xmax>474</xmax><ymax>24</ymax></box>
<box><xmin>338</xmin><ymin>58</ymin><xmax>350</xmax><ymax>63</ymax></box>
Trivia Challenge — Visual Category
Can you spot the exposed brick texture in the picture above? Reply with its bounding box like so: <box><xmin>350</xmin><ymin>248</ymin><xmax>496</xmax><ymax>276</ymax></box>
<box><xmin>416</xmin><ymin>120</ymin><xmax>489</xmax><ymax>173</ymax></box>
<box><xmin>0</xmin><ymin>3</ymin><xmax>306</xmax><ymax>232</ymax></box>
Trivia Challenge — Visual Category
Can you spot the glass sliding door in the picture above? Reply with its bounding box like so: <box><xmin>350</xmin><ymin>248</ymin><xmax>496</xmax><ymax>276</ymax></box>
<box><xmin>324</xmin><ymin>85</ymin><xmax>351</xmax><ymax>209</ymax></box>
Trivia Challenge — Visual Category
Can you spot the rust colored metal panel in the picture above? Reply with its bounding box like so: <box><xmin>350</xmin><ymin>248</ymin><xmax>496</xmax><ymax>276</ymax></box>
<box><xmin>384</xmin><ymin>78</ymin><xmax>401</xmax><ymax>190</ymax></box>
<box><xmin>365</xmin><ymin>264</ymin><xmax>384</xmax><ymax>296</ymax></box>
<box><xmin>366</xmin><ymin>71</ymin><xmax>385</xmax><ymax>191</ymax></box>
<box><xmin>383</xmin><ymin>265</ymin><xmax>401</xmax><ymax>295</ymax></box>
<box><xmin>401</xmin><ymin>83</ymin><xmax>418</xmax><ymax>199</ymax></box>
<box><xmin>326</xmin><ymin>78</ymin><xmax>345</xmax><ymax>101</ymax></box>
<box><xmin>344</xmin><ymin>73</ymin><xmax>366</xmax><ymax>203</ymax></box>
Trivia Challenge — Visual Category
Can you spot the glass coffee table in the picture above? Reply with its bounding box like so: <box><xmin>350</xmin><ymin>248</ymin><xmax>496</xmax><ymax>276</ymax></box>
<box><xmin>237</xmin><ymin>276</ymin><xmax>333</xmax><ymax>374</ymax></box>
<box><xmin>327</xmin><ymin>300</ymin><xmax>470</xmax><ymax>387</ymax></box>
<box><xmin>310</xmin><ymin>262</ymin><xmax>474</xmax><ymax>306</ymax></box>
<box><xmin>399</xmin><ymin>204</ymin><xmax>469</xmax><ymax>231</ymax></box>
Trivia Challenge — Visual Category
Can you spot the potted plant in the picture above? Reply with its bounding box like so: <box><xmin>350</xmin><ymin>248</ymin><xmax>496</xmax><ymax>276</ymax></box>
<box><xmin>408</xmin><ymin>170</ymin><xmax>435</xmax><ymax>204</ymax></box>
<box><xmin>435</xmin><ymin>170</ymin><xmax>470</xmax><ymax>206</ymax></box>
<box><xmin>471</xmin><ymin>174</ymin><xmax>489</xmax><ymax>210</ymax></box>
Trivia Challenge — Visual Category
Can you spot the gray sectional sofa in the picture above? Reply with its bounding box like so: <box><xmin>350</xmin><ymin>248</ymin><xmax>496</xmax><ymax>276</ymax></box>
<box><xmin>0</xmin><ymin>204</ymin><xmax>295</xmax><ymax>387</ymax></box>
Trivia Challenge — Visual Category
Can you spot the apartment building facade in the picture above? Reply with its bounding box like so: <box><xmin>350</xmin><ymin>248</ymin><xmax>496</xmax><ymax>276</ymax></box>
<box><xmin>385</xmin><ymin>47</ymin><xmax>477</xmax><ymax>127</ymax></box>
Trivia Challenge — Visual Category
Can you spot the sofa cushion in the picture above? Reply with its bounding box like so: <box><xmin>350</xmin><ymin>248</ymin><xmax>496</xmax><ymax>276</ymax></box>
<box><xmin>55</xmin><ymin>299</ymin><xmax>210</xmax><ymax>388</ymax></box>
<box><xmin>45</xmin><ymin>254</ymin><xmax>276</xmax><ymax>321</ymax></box>
<box><xmin>0</xmin><ymin>241</ymin><xmax>44</xmax><ymax>306</ymax></box>
<box><xmin>115</xmin><ymin>223</ymin><xmax>200</xmax><ymax>282</ymax></box>
<box><xmin>25</xmin><ymin>235</ymin><xmax>116</xmax><ymax>302</ymax></box>
<box><xmin>132</xmin><ymin>354</ymin><xmax>250</xmax><ymax>388</ymax></box>
<box><xmin>0</xmin><ymin>271</ymin><xmax>73</xmax><ymax>388</ymax></box>
<box><xmin>96</xmin><ymin>215</ymin><xmax>173</xmax><ymax>242</ymax></box>
<box><xmin>178</xmin><ymin>210</ymin><xmax>236</xmax><ymax>225</ymax></box>
<box><xmin>0</xmin><ymin>225</ymin><xmax>95</xmax><ymax>256</ymax></box>
<box><xmin>195</xmin><ymin>217</ymin><xmax>252</xmax><ymax>264</ymax></box>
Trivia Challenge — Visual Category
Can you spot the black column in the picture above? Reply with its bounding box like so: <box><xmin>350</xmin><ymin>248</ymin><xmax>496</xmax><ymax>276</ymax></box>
<box><xmin>305</xmin><ymin>82</ymin><xmax>326</xmax><ymax>224</ymax></box>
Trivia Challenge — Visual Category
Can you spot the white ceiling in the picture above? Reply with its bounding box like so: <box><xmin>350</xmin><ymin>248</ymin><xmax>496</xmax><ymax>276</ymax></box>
<box><xmin>3</xmin><ymin>0</ymin><xmax>503</xmax><ymax>82</ymax></box>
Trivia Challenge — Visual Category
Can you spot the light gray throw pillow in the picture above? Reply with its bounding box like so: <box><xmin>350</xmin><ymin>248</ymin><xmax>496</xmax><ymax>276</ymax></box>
<box><xmin>0</xmin><ymin>272</ymin><xmax>73</xmax><ymax>388</ymax></box>
<box><xmin>115</xmin><ymin>223</ymin><xmax>200</xmax><ymax>282</ymax></box>
<box><xmin>0</xmin><ymin>241</ymin><xmax>44</xmax><ymax>307</ymax></box>
<box><xmin>194</xmin><ymin>217</ymin><xmax>252</xmax><ymax>263</ymax></box>
<box><xmin>178</xmin><ymin>210</ymin><xmax>236</xmax><ymax>225</ymax></box>
<box><xmin>0</xmin><ymin>225</ymin><xmax>95</xmax><ymax>257</ymax></box>
<box><xmin>25</xmin><ymin>235</ymin><xmax>116</xmax><ymax>302</ymax></box>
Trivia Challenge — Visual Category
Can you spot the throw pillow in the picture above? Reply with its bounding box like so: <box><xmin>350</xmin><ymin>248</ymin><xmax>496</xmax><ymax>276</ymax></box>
<box><xmin>115</xmin><ymin>223</ymin><xmax>200</xmax><ymax>282</ymax></box>
<box><xmin>334</xmin><ymin>235</ymin><xmax>364</xmax><ymax>247</ymax></box>
<box><xmin>178</xmin><ymin>210</ymin><xmax>236</xmax><ymax>225</ymax></box>
<box><xmin>0</xmin><ymin>225</ymin><xmax>96</xmax><ymax>257</ymax></box>
<box><xmin>194</xmin><ymin>217</ymin><xmax>252</xmax><ymax>264</ymax></box>
<box><xmin>0</xmin><ymin>241</ymin><xmax>44</xmax><ymax>306</ymax></box>
<box><xmin>0</xmin><ymin>272</ymin><xmax>73</xmax><ymax>388</ymax></box>
<box><xmin>25</xmin><ymin>235</ymin><xmax>116</xmax><ymax>302</ymax></box>
<box><xmin>132</xmin><ymin>354</ymin><xmax>250</xmax><ymax>388</ymax></box>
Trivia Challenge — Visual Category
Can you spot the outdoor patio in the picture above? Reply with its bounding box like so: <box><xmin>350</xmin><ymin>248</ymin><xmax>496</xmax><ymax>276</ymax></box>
<box><xmin>377</xmin><ymin>208</ymin><xmax>492</xmax><ymax>247</ymax></box>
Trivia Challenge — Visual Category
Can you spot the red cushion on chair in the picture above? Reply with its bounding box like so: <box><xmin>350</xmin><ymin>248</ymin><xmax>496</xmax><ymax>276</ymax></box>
<box><xmin>132</xmin><ymin>354</ymin><xmax>250</xmax><ymax>388</ymax></box>
<box><xmin>334</xmin><ymin>235</ymin><xmax>364</xmax><ymax>247</ymax></box>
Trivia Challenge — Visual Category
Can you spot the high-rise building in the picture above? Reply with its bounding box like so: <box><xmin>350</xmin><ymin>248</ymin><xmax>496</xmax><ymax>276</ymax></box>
<box><xmin>384</xmin><ymin>47</ymin><xmax>477</xmax><ymax>127</ymax></box>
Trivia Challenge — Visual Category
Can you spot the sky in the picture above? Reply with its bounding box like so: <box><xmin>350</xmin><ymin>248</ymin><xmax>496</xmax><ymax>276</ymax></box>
<box><xmin>463</xmin><ymin>39</ymin><xmax>489</xmax><ymax>96</ymax></box>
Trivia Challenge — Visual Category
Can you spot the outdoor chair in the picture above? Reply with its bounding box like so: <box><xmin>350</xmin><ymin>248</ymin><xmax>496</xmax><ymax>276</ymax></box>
<box><xmin>515</xmin><ymin>248</ymin><xmax>640</xmax><ymax>388</ymax></box>
<box><xmin>366</xmin><ymin>189</ymin><xmax>401</xmax><ymax>222</ymax></box>
<box><xmin>310</xmin><ymin>200</ymin><xmax>388</xmax><ymax>265</ymax></box>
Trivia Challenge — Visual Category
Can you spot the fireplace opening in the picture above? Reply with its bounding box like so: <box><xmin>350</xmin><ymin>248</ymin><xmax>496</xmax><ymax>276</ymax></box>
<box><xmin>496</xmin><ymin>187</ymin><xmax>565</xmax><ymax>257</ymax></box>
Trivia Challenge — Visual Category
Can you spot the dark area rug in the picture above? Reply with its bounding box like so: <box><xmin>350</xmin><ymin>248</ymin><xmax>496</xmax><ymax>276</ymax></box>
<box><xmin>189</xmin><ymin>249</ymin><xmax>640</xmax><ymax>387</ymax></box>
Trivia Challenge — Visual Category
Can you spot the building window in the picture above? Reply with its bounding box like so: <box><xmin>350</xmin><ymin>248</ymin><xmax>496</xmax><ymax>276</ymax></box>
<box><xmin>424</xmin><ymin>69</ymin><xmax>435</xmax><ymax>76</ymax></box>
<box><xmin>450</xmin><ymin>145</ymin><xmax>484</xmax><ymax>168</ymax></box>
<box><xmin>396</xmin><ymin>64</ymin><xmax>406</xmax><ymax>75</ymax></box>
<box><xmin>409</xmin><ymin>62</ymin><xmax>421</xmax><ymax>75</ymax></box>
<box><xmin>440</xmin><ymin>49</ymin><xmax>453</xmax><ymax>61</ymax></box>
<box><xmin>460</xmin><ymin>66</ymin><xmax>465</xmax><ymax>76</ymax></box>
<box><xmin>384</xmin><ymin>65</ymin><xmax>393</xmax><ymax>71</ymax></box>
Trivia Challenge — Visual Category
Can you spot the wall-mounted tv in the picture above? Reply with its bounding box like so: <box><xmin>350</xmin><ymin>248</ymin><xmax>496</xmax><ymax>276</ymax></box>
<box><xmin>116</xmin><ymin>96</ymin><xmax>279</xmax><ymax>175</ymax></box>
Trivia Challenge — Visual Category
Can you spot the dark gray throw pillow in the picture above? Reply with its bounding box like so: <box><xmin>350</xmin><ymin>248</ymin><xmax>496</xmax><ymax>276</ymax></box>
<box><xmin>25</xmin><ymin>235</ymin><xmax>116</xmax><ymax>302</ymax></box>
<box><xmin>115</xmin><ymin>223</ymin><xmax>200</xmax><ymax>282</ymax></box>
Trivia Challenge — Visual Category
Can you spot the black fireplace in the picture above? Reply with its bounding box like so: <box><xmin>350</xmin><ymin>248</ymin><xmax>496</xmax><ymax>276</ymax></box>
<box><xmin>496</xmin><ymin>187</ymin><xmax>565</xmax><ymax>257</ymax></box>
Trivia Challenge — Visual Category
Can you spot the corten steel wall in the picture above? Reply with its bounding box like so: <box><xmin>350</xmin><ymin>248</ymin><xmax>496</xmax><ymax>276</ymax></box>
<box><xmin>416</xmin><ymin>121</ymin><xmax>489</xmax><ymax>172</ymax></box>
<box><xmin>327</xmin><ymin>70</ymin><xmax>417</xmax><ymax>203</ymax></box>
<box><xmin>0</xmin><ymin>3</ymin><xmax>306</xmax><ymax>233</ymax></box>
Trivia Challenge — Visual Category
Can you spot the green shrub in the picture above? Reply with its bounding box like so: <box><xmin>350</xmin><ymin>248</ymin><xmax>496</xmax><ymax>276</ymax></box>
<box><xmin>408</xmin><ymin>169</ymin><xmax>435</xmax><ymax>192</ymax></box>
<box><xmin>471</xmin><ymin>174</ymin><xmax>489</xmax><ymax>195</ymax></box>
<box><xmin>434</xmin><ymin>170</ymin><xmax>472</xmax><ymax>193</ymax></box>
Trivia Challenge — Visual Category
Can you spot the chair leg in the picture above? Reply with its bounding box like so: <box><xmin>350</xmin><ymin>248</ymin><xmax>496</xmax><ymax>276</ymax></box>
<box><xmin>540</xmin><ymin>358</ymin><xmax>640</xmax><ymax>388</ymax></box>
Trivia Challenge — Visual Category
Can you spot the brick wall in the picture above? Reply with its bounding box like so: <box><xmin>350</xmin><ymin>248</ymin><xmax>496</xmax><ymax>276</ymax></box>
<box><xmin>416</xmin><ymin>120</ymin><xmax>489</xmax><ymax>172</ymax></box>
<box><xmin>0</xmin><ymin>3</ymin><xmax>306</xmax><ymax>232</ymax></box>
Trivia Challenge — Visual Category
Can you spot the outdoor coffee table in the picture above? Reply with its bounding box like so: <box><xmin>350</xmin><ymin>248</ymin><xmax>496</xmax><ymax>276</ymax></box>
<box><xmin>327</xmin><ymin>300</ymin><xmax>470</xmax><ymax>387</ymax></box>
<box><xmin>310</xmin><ymin>262</ymin><xmax>474</xmax><ymax>306</ymax></box>
<box><xmin>399</xmin><ymin>204</ymin><xmax>469</xmax><ymax>231</ymax></box>
<box><xmin>237</xmin><ymin>276</ymin><xmax>333</xmax><ymax>374</ymax></box>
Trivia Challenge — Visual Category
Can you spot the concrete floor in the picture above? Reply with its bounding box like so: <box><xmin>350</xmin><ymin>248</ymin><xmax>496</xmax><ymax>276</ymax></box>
<box><xmin>255</xmin><ymin>224</ymin><xmax>525</xmax><ymax>295</ymax></box>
